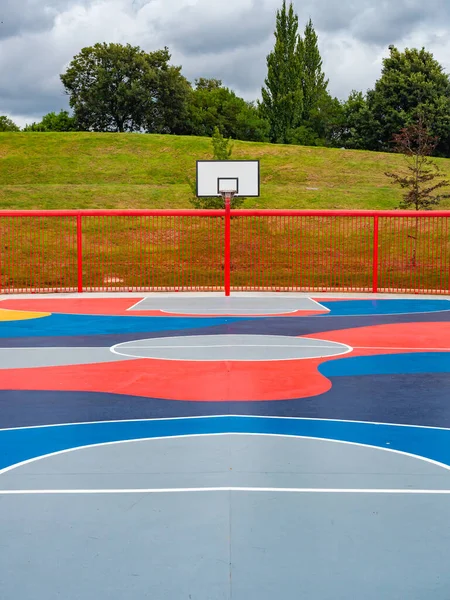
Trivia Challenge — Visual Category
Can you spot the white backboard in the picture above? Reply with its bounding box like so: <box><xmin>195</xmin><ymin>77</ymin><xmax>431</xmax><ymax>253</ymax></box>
<box><xmin>196</xmin><ymin>160</ymin><xmax>260</xmax><ymax>197</ymax></box>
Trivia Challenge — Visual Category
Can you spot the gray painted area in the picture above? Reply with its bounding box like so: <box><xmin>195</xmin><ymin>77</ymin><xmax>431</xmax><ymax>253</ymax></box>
<box><xmin>1</xmin><ymin>494</ymin><xmax>450</xmax><ymax>599</ymax></box>
<box><xmin>1</xmin><ymin>493</ymin><xmax>450</xmax><ymax>600</ymax></box>
<box><xmin>112</xmin><ymin>334</ymin><xmax>350</xmax><ymax>361</ymax></box>
<box><xmin>1</xmin><ymin>435</ymin><xmax>450</xmax><ymax>491</ymax></box>
<box><xmin>2</xmin><ymin>435</ymin><xmax>450</xmax><ymax>491</ymax></box>
<box><xmin>2</xmin><ymin>436</ymin><xmax>450</xmax><ymax>599</ymax></box>
<box><xmin>129</xmin><ymin>296</ymin><xmax>328</xmax><ymax>314</ymax></box>
<box><xmin>230</xmin><ymin>493</ymin><xmax>450</xmax><ymax>600</ymax></box>
<box><xmin>0</xmin><ymin>347</ymin><xmax>136</xmax><ymax>370</ymax></box>
<box><xmin>0</xmin><ymin>492</ymin><xmax>230</xmax><ymax>600</ymax></box>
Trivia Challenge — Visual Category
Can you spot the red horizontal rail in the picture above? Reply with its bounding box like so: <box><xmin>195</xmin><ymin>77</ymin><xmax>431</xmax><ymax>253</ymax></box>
<box><xmin>0</xmin><ymin>209</ymin><xmax>225</xmax><ymax>217</ymax></box>
<box><xmin>1</xmin><ymin>210</ymin><xmax>450</xmax><ymax>217</ymax></box>
<box><xmin>233</xmin><ymin>210</ymin><xmax>450</xmax><ymax>217</ymax></box>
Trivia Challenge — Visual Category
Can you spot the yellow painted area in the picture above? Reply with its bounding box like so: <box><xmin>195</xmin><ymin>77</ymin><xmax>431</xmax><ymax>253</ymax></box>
<box><xmin>0</xmin><ymin>309</ymin><xmax>51</xmax><ymax>321</ymax></box>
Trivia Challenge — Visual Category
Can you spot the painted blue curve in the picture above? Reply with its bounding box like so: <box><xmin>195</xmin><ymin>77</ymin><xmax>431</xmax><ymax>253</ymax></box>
<box><xmin>1</xmin><ymin>417</ymin><xmax>450</xmax><ymax>472</ymax></box>
<box><xmin>319</xmin><ymin>299</ymin><xmax>450</xmax><ymax>316</ymax></box>
<box><xmin>320</xmin><ymin>352</ymin><xmax>450</xmax><ymax>377</ymax></box>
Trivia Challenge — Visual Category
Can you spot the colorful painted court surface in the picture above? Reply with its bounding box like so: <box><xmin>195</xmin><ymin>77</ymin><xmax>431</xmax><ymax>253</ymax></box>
<box><xmin>1</xmin><ymin>293</ymin><xmax>450</xmax><ymax>600</ymax></box>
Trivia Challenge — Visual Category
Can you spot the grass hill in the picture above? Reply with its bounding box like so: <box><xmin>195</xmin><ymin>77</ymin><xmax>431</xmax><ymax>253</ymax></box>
<box><xmin>1</xmin><ymin>132</ymin><xmax>450</xmax><ymax>210</ymax></box>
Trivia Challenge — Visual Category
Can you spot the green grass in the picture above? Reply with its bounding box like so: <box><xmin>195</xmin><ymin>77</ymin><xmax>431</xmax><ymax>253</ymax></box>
<box><xmin>2</xmin><ymin>132</ymin><xmax>450</xmax><ymax>210</ymax></box>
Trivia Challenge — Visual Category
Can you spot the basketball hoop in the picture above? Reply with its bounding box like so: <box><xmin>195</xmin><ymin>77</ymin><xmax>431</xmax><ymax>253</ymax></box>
<box><xmin>195</xmin><ymin>160</ymin><xmax>259</xmax><ymax>297</ymax></box>
<box><xmin>219</xmin><ymin>189</ymin><xmax>237</xmax><ymax>208</ymax></box>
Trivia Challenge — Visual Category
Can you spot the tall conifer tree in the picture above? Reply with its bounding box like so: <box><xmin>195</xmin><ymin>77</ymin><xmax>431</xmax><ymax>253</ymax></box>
<box><xmin>261</xmin><ymin>1</ymin><xmax>303</xmax><ymax>143</ymax></box>
<box><xmin>298</xmin><ymin>18</ymin><xmax>329</xmax><ymax>122</ymax></box>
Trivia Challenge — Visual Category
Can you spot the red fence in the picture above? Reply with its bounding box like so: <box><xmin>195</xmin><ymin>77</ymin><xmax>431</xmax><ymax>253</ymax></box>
<box><xmin>1</xmin><ymin>209</ymin><xmax>449</xmax><ymax>295</ymax></box>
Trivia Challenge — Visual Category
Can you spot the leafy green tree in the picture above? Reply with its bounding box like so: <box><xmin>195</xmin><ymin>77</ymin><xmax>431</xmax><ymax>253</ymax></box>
<box><xmin>385</xmin><ymin>118</ymin><xmax>450</xmax><ymax>210</ymax></box>
<box><xmin>60</xmin><ymin>43</ymin><xmax>190</xmax><ymax>133</ymax></box>
<box><xmin>235</xmin><ymin>102</ymin><xmax>270</xmax><ymax>142</ymax></box>
<box><xmin>211</xmin><ymin>126</ymin><xmax>233</xmax><ymax>160</ymax></box>
<box><xmin>22</xmin><ymin>122</ymin><xmax>47</xmax><ymax>132</ymax></box>
<box><xmin>367</xmin><ymin>46</ymin><xmax>450</xmax><ymax>155</ymax></box>
<box><xmin>340</xmin><ymin>91</ymin><xmax>375</xmax><ymax>149</ymax></box>
<box><xmin>385</xmin><ymin>118</ymin><xmax>450</xmax><ymax>267</ymax></box>
<box><xmin>298</xmin><ymin>19</ymin><xmax>328</xmax><ymax>123</ymax></box>
<box><xmin>184</xmin><ymin>79</ymin><xmax>269</xmax><ymax>142</ymax></box>
<box><xmin>261</xmin><ymin>0</ymin><xmax>303</xmax><ymax>143</ymax></box>
<box><xmin>289</xmin><ymin>94</ymin><xmax>344</xmax><ymax>147</ymax></box>
<box><xmin>23</xmin><ymin>110</ymin><xmax>78</xmax><ymax>132</ymax></box>
<box><xmin>189</xmin><ymin>127</ymin><xmax>243</xmax><ymax>209</ymax></box>
<box><xmin>0</xmin><ymin>116</ymin><xmax>20</xmax><ymax>131</ymax></box>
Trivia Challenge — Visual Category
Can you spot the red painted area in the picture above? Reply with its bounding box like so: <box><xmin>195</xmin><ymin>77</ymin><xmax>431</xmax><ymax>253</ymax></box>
<box><xmin>0</xmin><ymin>299</ymin><xmax>144</xmax><ymax>316</ymax></box>
<box><xmin>0</xmin><ymin>335</ymin><xmax>438</xmax><ymax>402</ymax></box>
<box><xmin>306</xmin><ymin>322</ymin><xmax>450</xmax><ymax>350</ymax></box>
<box><xmin>0</xmin><ymin>299</ymin><xmax>327</xmax><ymax>318</ymax></box>
<box><xmin>0</xmin><ymin>357</ymin><xmax>331</xmax><ymax>401</ymax></box>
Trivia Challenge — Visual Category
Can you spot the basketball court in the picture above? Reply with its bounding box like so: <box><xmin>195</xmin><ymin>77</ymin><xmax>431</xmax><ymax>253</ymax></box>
<box><xmin>2</xmin><ymin>161</ymin><xmax>450</xmax><ymax>599</ymax></box>
<box><xmin>1</xmin><ymin>292</ymin><xmax>450</xmax><ymax>600</ymax></box>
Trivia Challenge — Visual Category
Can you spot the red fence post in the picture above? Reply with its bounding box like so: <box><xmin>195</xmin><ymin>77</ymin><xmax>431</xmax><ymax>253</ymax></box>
<box><xmin>77</xmin><ymin>214</ymin><xmax>83</xmax><ymax>293</ymax></box>
<box><xmin>372</xmin><ymin>215</ymin><xmax>379</xmax><ymax>293</ymax></box>
<box><xmin>224</xmin><ymin>196</ymin><xmax>231</xmax><ymax>296</ymax></box>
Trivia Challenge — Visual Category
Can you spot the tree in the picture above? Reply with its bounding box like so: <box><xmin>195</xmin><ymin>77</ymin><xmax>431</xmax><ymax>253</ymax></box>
<box><xmin>23</xmin><ymin>110</ymin><xmax>78</xmax><ymax>132</ymax></box>
<box><xmin>261</xmin><ymin>0</ymin><xmax>303</xmax><ymax>143</ymax></box>
<box><xmin>366</xmin><ymin>46</ymin><xmax>450</xmax><ymax>155</ymax></box>
<box><xmin>289</xmin><ymin>93</ymin><xmax>344</xmax><ymax>147</ymax></box>
<box><xmin>60</xmin><ymin>43</ymin><xmax>190</xmax><ymax>133</ymax></box>
<box><xmin>298</xmin><ymin>19</ymin><xmax>328</xmax><ymax>123</ymax></box>
<box><xmin>340</xmin><ymin>91</ymin><xmax>375</xmax><ymax>150</ymax></box>
<box><xmin>189</xmin><ymin>127</ymin><xmax>243</xmax><ymax>209</ymax></box>
<box><xmin>385</xmin><ymin>118</ymin><xmax>450</xmax><ymax>210</ymax></box>
<box><xmin>385</xmin><ymin>118</ymin><xmax>450</xmax><ymax>268</ymax></box>
<box><xmin>183</xmin><ymin>79</ymin><xmax>269</xmax><ymax>142</ymax></box>
<box><xmin>287</xmin><ymin>18</ymin><xmax>333</xmax><ymax>146</ymax></box>
<box><xmin>0</xmin><ymin>116</ymin><xmax>20</xmax><ymax>132</ymax></box>
<box><xmin>235</xmin><ymin>102</ymin><xmax>270</xmax><ymax>143</ymax></box>
<box><xmin>211</xmin><ymin>126</ymin><xmax>233</xmax><ymax>160</ymax></box>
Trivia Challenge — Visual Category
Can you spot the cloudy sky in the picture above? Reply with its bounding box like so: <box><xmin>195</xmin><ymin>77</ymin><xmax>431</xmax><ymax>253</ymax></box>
<box><xmin>1</xmin><ymin>0</ymin><xmax>450</xmax><ymax>128</ymax></box>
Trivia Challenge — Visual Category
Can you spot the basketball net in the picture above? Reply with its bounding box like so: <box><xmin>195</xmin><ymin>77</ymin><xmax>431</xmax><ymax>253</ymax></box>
<box><xmin>220</xmin><ymin>191</ymin><xmax>236</xmax><ymax>209</ymax></box>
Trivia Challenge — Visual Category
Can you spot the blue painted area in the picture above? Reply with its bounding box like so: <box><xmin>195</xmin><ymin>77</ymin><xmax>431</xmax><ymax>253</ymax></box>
<box><xmin>1</xmin><ymin>417</ymin><xmax>450</xmax><ymax>472</ymax></box>
<box><xmin>0</xmin><ymin>314</ymin><xmax>245</xmax><ymax>339</ymax></box>
<box><xmin>320</xmin><ymin>352</ymin><xmax>450</xmax><ymax>377</ymax></box>
<box><xmin>2</xmin><ymin>311</ymin><xmax>450</xmax><ymax>347</ymax></box>
<box><xmin>319</xmin><ymin>299</ymin><xmax>450</xmax><ymax>316</ymax></box>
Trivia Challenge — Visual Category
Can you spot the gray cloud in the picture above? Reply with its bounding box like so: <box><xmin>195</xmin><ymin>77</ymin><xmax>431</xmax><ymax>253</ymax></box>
<box><xmin>1</xmin><ymin>0</ymin><xmax>450</xmax><ymax>127</ymax></box>
<box><xmin>0</xmin><ymin>0</ymin><xmax>89</xmax><ymax>40</ymax></box>
<box><xmin>163</xmin><ymin>0</ymin><xmax>274</xmax><ymax>56</ymax></box>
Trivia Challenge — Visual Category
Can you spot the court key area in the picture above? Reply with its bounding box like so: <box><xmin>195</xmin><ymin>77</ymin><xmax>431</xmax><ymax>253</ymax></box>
<box><xmin>1</xmin><ymin>293</ymin><xmax>450</xmax><ymax>600</ymax></box>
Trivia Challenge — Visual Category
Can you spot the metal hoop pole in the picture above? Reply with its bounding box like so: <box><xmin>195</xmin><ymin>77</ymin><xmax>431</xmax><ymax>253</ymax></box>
<box><xmin>224</xmin><ymin>192</ymin><xmax>232</xmax><ymax>296</ymax></box>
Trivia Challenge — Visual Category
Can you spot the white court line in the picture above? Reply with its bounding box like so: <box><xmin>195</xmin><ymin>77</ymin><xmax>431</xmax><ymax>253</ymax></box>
<box><xmin>2</xmin><ymin>414</ymin><xmax>450</xmax><ymax>434</ymax></box>
<box><xmin>353</xmin><ymin>346</ymin><xmax>450</xmax><ymax>351</ymax></box>
<box><xmin>110</xmin><ymin>335</ymin><xmax>353</xmax><ymax>362</ymax></box>
<box><xmin>0</xmin><ymin>345</ymin><xmax>448</xmax><ymax>351</ymax></box>
<box><xmin>128</xmin><ymin>296</ymin><xmax>331</xmax><ymax>315</ymax></box>
<box><xmin>2</xmin><ymin>434</ymin><xmax>450</xmax><ymax>477</ymax></box>
<box><xmin>312</xmin><ymin>309</ymin><xmax>450</xmax><ymax>317</ymax></box>
<box><xmin>305</xmin><ymin>298</ymin><xmax>330</xmax><ymax>312</ymax></box>
<box><xmin>125</xmin><ymin>298</ymin><xmax>148</xmax><ymax>311</ymax></box>
<box><xmin>159</xmin><ymin>310</ymin><xmax>300</xmax><ymax>315</ymax></box>
<box><xmin>1</xmin><ymin>487</ymin><xmax>450</xmax><ymax>495</ymax></box>
<box><xmin>115</xmin><ymin>344</ymin><xmax>346</xmax><ymax>349</ymax></box>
